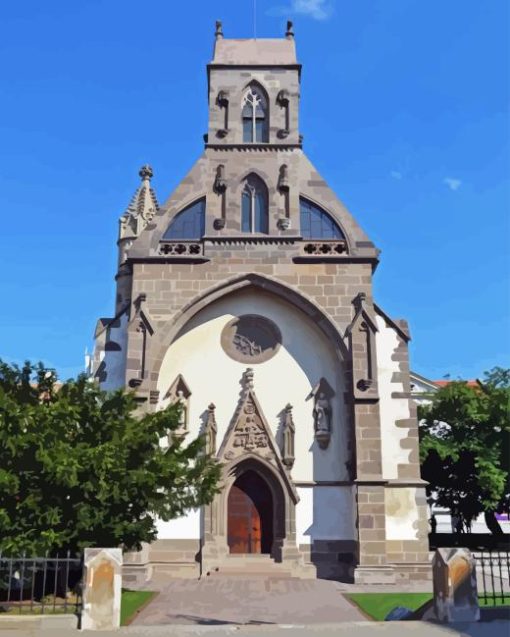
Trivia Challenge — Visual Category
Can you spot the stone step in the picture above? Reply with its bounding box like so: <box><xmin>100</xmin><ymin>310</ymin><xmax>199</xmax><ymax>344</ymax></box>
<box><xmin>205</xmin><ymin>556</ymin><xmax>295</xmax><ymax>578</ymax></box>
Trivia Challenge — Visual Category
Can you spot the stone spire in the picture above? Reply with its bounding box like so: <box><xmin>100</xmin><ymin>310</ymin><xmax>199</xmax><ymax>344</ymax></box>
<box><xmin>118</xmin><ymin>165</ymin><xmax>159</xmax><ymax>264</ymax></box>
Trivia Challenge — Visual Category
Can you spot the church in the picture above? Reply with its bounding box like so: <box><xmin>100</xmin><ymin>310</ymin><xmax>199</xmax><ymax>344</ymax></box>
<box><xmin>92</xmin><ymin>22</ymin><xmax>430</xmax><ymax>585</ymax></box>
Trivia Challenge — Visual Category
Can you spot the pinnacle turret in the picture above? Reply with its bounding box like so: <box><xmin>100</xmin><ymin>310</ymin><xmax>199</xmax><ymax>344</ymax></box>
<box><xmin>118</xmin><ymin>165</ymin><xmax>160</xmax><ymax>264</ymax></box>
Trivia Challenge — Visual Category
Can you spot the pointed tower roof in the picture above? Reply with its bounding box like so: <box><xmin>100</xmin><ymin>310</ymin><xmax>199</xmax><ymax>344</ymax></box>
<box><xmin>119</xmin><ymin>165</ymin><xmax>160</xmax><ymax>241</ymax></box>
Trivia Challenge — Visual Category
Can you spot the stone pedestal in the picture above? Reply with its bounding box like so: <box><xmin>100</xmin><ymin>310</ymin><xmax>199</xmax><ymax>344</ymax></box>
<box><xmin>433</xmin><ymin>548</ymin><xmax>480</xmax><ymax>623</ymax></box>
<box><xmin>81</xmin><ymin>548</ymin><xmax>122</xmax><ymax>631</ymax></box>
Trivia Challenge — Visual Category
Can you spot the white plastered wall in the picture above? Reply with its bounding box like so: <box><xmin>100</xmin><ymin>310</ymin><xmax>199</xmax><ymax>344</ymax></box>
<box><xmin>296</xmin><ymin>486</ymin><xmax>356</xmax><ymax>544</ymax></box>
<box><xmin>97</xmin><ymin>312</ymin><xmax>128</xmax><ymax>391</ymax></box>
<box><xmin>385</xmin><ymin>487</ymin><xmax>419</xmax><ymax>540</ymax></box>
<box><xmin>155</xmin><ymin>288</ymin><xmax>352</xmax><ymax>540</ymax></box>
<box><xmin>375</xmin><ymin>315</ymin><xmax>412</xmax><ymax>480</ymax></box>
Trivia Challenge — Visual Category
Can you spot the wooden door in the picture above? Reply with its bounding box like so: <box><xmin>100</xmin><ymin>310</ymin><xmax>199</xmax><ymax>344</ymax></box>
<box><xmin>227</xmin><ymin>485</ymin><xmax>262</xmax><ymax>553</ymax></box>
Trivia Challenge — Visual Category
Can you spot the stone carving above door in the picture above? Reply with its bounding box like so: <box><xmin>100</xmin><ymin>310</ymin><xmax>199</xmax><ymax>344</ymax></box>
<box><xmin>220</xmin><ymin>315</ymin><xmax>281</xmax><ymax>364</ymax></box>
<box><xmin>217</xmin><ymin>369</ymin><xmax>299</xmax><ymax>503</ymax></box>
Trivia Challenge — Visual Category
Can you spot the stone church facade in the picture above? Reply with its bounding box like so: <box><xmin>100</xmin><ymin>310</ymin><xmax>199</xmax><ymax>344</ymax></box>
<box><xmin>93</xmin><ymin>23</ymin><xmax>430</xmax><ymax>585</ymax></box>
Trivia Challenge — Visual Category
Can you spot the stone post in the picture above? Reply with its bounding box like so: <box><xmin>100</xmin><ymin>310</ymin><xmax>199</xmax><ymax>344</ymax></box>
<box><xmin>432</xmin><ymin>548</ymin><xmax>480</xmax><ymax>622</ymax></box>
<box><xmin>81</xmin><ymin>548</ymin><xmax>122</xmax><ymax>631</ymax></box>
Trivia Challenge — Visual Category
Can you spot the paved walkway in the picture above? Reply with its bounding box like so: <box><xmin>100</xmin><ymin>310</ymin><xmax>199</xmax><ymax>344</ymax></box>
<box><xmin>133</xmin><ymin>577</ymin><xmax>366</xmax><ymax>625</ymax></box>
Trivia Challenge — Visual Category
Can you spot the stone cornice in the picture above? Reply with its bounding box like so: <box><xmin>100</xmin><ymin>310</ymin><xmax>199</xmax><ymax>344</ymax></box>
<box><xmin>128</xmin><ymin>256</ymin><xmax>210</xmax><ymax>264</ymax></box>
<box><xmin>205</xmin><ymin>143</ymin><xmax>302</xmax><ymax>151</ymax></box>
<box><xmin>293</xmin><ymin>255</ymin><xmax>378</xmax><ymax>264</ymax></box>
<box><xmin>355</xmin><ymin>478</ymin><xmax>428</xmax><ymax>487</ymax></box>
<box><xmin>294</xmin><ymin>481</ymin><xmax>353</xmax><ymax>487</ymax></box>
<box><xmin>204</xmin><ymin>235</ymin><xmax>299</xmax><ymax>245</ymax></box>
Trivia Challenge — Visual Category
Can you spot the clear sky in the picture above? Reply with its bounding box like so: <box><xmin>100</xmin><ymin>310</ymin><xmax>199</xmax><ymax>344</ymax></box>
<box><xmin>1</xmin><ymin>0</ymin><xmax>508</xmax><ymax>381</ymax></box>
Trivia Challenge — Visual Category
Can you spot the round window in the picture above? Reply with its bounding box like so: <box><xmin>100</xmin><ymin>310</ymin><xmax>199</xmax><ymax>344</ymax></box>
<box><xmin>221</xmin><ymin>314</ymin><xmax>282</xmax><ymax>364</ymax></box>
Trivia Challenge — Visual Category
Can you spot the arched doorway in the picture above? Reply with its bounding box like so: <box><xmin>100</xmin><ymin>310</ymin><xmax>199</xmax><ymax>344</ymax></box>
<box><xmin>227</xmin><ymin>470</ymin><xmax>274</xmax><ymax>554</ymax></box>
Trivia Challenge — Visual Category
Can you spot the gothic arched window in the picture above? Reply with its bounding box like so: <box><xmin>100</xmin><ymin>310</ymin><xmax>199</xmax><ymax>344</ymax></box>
<box><xmin>242</xmin><ymin>85</ymin><xmax>269</xmax><ymax>143</ymax></box>
<box><xmin>163</xmin><ymin>198</ymin><xmax>205</xmax><ymax>240</ymax></box>
<box><xmin>241</xmin><ymin>174</ymin><xmax>268</xmax><ymax>233</ymax></box>
<box><xmin>300</xmin><ymin>198</ymin><xmax>345</xmax><ymax>240</ymax></box>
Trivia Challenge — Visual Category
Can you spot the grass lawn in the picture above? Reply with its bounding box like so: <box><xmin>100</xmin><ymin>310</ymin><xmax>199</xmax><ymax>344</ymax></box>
<box><xmin>346</xmin><ymin>593</ymin><xmax>432</xmax><ymax>621</ymax></box>
<box><xmin>120</xmin><ymin>589</ymin><xmax>157</xmax><ymax>626</ymax></box>
<box><xmin>479</xmin><ymin>596</ymin><xmax>510</xmax><ymax>607</ymax></box>
<box><xmin>347</xmin><ymin>593</ymin><xmax>510</xmax><ymax>621</ymax></box>
<box><xmin>1</xmin><ymin>589</ymin><xmax>156</xmax><ymax>624</ymax></box>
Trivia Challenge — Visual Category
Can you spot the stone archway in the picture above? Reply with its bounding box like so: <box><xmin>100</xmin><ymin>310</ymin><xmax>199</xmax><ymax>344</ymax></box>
<box><xmin>201</xmin><ymin>452</ymin><xmax>297</xmax><ymax>573</ymax></box>
<box><xmin>227</xmin><ymin>469</ymin><xmax>274</xmax><ymax>554</ymax></box>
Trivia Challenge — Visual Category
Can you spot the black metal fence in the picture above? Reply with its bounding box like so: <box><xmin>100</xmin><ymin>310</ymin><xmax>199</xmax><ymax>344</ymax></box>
<box><xmin>429</xmin><ymin>533</ymin><xmax>510</xmax><ymax>551</ymax></box>
<box><xmin>476</xmin><ymin>550</ymin><xmax>510</xmax><ymax>606</ymax></box>
<box><xmin>0</xmin><ymin>553</ymin><xmax>83</xmax><ymax>615</ymax></box>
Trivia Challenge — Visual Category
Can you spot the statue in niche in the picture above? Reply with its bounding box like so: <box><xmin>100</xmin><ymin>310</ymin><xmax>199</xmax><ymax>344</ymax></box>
<box><xmin>204</xmin><ymin>403</ymin><xmax>217</xmax><ymax>456</ymax></box>
<box><xmin>164</xmin><ymin>375</ymin><xmax>192</xmax><ymax>440</ymax></box>
<box><xmin>176</xmin><ymin>390</ymin><xmax>187</xmax><ymax>433</ymax></box>
<box><xmin>313</xmin><ymin>392</ymin><xmax>331</xmax><ymax>434</ymax></box>
<box><xmin>306</xmin><ymin>377</ymin><xmax>335</xmax><ymax>450</ymax></box>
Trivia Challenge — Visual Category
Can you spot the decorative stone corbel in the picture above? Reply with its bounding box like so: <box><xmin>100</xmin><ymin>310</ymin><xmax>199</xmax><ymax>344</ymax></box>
<box><xmin>213</xmin><ymin>164</ymin><xmax>227</xmax><ymax>230</ymax></box>
<box><xmin>276</xmin><ymin>90</ymin><xmax>290</xmax><ymax>139</ymax></box>
<box><xmin>277</xmin><ymin>164</ymin><xmax>291</xmax><ymax>230</ymax></box>
<box><xmin>127</xmin><ymin>293</ymin><xmax>154</xmax><ymax>389</ymax></box>
<box><xmin>345</xmin><ymin>293</ymin><xmax>379</xmax><ymax>400</ymax></box>
<box><xmin>277</xmin><ymin>164</ymin><xmax>289</xmax><ymax>192</ymax></box>
<box><xmin>306</xmin><ymin>378</ymin><xmax>335</xmax><ymax>449</ymax></box>
<box><xmin>164</xmin><ymin>374</ymin><xmax>192</xmax><ymax>438</ymax></box>
<box><xmin>213</xmin><ymin>164</ymin><xmax>227</xmax><ymax>193</ymax></box>
<box><xmin>204</xmin><ymin>402</ymin><xmax>217</xmax><ymax>456</ymax></box>
<box><xmin>281</xmin><ymin>403</ymin><xmax>295</xmax><ymax>469</ymax></box>
<box><xmin>216</xmin><ymin>91</ymin><xmax>229</xmax><ymax>138</ymax></box>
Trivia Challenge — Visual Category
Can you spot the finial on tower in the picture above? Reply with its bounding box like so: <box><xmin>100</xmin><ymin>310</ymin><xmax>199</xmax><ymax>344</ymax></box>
<box><xmin>139</xmin><ymin>164</ymin><xmax>153</xmax><ymax>181</ymax></box>
<box><xmin>285</xmin><ymin>20</ymin><xmax>294</xmax><ymax>39</ymax></box>
<box><xmin>215</xmin><ymin>20</ymin><xmax>223</xmax><ymax>40</ymax></box>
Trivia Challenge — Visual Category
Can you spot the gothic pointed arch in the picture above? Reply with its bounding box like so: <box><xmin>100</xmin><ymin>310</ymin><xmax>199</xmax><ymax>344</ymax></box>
<box><xmin>241</xmin><ymin>173</ymin><xmax>269</xmax><ymax>233</ymax></box>
<box><xmin>242</xmin><ymin>81</ymin><xmax>269</xmax><ymax>143</ymax></box>
<box><xmin>300</xmin><ymin>197</ymin><xmax>345</xmax><ymax>240</ymax></box>
<box><xmin>162</xmin><ymin>197</ymin><xmax>206</xmax><ymax>240</ymax></box>
<box><xmin>217</xmin><ymin>368</ymin><xmax>299</xmax><ymax>504</ymax></box>
<box><xmin>147</xmin><ymin>273</ymin><xmax>348</xmax><ymax>386</ymax></box>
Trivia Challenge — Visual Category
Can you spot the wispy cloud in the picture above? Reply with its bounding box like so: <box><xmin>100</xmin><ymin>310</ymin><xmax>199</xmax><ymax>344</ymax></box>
<box><xmin>443</xmin><ymin>177</ymin><xmax>462</xmax><ymax>191</ymax></box>
<box><xmin>390</xmin><ymin>170</ymin><xmax>402</xmax><ymax>180</ymax></box>
<box><xmin>268</xmin><ymin>0</ymin><xmax>333</xmax><ymax>21</ymax></box>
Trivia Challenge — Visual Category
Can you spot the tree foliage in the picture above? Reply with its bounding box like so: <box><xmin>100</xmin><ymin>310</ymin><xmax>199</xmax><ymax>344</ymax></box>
<box><xmin>0</xmin><ymin>360</ymin><xmax>222</xmax><ymax>555</ymax></box>
<box><xmin>419</xmin><ymin>367</ymin><xmax>510</xmax><ymax>533</ymax></box>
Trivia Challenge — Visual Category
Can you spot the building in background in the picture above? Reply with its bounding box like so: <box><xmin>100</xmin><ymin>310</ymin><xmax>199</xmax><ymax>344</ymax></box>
<box><xmin>92</xmin><ymin>23</ymin><xmax>430</xmax><ymax>585</ymax></box>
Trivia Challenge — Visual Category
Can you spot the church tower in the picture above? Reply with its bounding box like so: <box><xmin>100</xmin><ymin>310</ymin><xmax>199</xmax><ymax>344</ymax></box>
<box><xmin>93</xmin><ymin>22</ymin><xmax>430</xmax><ymax>585</ymax></box>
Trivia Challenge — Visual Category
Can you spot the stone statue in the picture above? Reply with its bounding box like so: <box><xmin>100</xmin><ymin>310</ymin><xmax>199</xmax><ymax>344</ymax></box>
<box><xmin>176</xmin><ymin>390</ymin><xmax>187</xmax><ymax>432</ymax></box>
<box><xmin>313</xmin><ymin>392</ymin><xmax>331</xmax><ymax>433</ymax></box>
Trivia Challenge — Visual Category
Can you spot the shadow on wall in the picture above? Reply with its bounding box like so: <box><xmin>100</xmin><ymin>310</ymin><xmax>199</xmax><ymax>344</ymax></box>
<box><xmin>303</xmin><ymin>485</ymin><xmax>357</xmax><ymax>583</ymax></box>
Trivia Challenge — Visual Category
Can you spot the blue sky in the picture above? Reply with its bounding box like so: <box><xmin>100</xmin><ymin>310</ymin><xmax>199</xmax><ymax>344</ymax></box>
<box><xmin>0</xmin><ymin>0</ymin><xmax>508</xmax><ymax>381</ymax></box>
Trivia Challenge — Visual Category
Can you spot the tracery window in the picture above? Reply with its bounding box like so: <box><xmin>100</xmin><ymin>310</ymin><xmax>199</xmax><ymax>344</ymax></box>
<box><xmin>242</xmin><ymin>85</ymin><xmax>269</xmax><ymax>143</ymax></box>
<box><xmin>162</xmin><ymin>198</ymin><xmax>205</xmax><ymax>240</ymax></box>
<box><xmin>241</xmin><ymin>174</ymin><xmax>268</xmax><ymax>233</ymax></box>
<box><xmin>300</xmin><ymin>198</ymin><xmax>344</xmax><ymax>240</ymax></box>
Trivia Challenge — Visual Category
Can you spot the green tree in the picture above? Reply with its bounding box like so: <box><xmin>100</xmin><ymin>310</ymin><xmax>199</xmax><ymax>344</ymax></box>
<box><xmin>0</xmin><ymin>360</ymin><xmax>222</xmax><ymax>555</ymax></box>
<box><xmin>419</xmin><ymin>367</ymin><xmax>510</xmax><ymax>534</ymax></box>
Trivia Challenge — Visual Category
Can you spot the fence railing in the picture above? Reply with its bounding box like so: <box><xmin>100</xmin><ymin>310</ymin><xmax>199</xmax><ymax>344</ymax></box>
<box><xmin>0</xmin><ymin>552</ymin><xmax>83</xmax><ymax>615</ymax></box>
<box><xmin>476</xmin><ymin>550</ymin><xmax>510</xmax><ymax>606</ymax></box>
